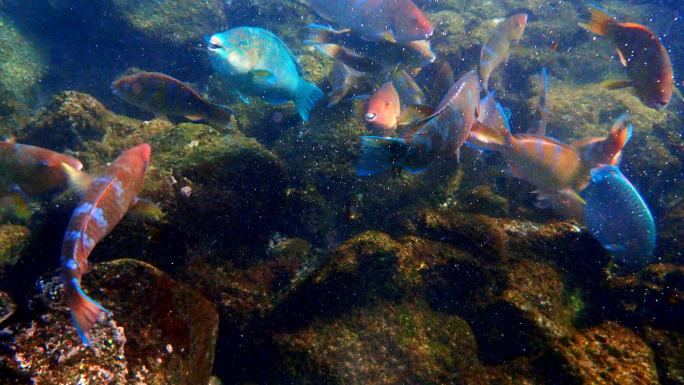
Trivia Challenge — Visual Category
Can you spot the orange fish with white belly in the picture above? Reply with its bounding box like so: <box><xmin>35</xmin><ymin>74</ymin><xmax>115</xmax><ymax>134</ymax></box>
<box><xmin>579</xmin><ymin>6</ymin><xmax>673</xmax><ymax>110</ymax></box>
<box><xmin>60</xmin><ymin>143</ymin><xmax>160</xmax><ymax>346</ymax></box>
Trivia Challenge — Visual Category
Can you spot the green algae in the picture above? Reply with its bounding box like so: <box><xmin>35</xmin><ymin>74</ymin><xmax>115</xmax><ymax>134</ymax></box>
<box><xmin>0</xmin><ymin>224</ymin><xmax>29</xmax><ymax>269</ymax></box>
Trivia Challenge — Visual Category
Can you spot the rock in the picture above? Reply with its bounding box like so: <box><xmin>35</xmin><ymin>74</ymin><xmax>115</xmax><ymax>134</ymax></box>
<box><xmin>0</xmin><ymin>13</ymin><xmax>46</xmax><ymax>114</ymax></box>
<box><xmin>146</xmin><ymin>123</ymin><xmax>288</xmax><ymax>252</ymax></box>
<box><xmin>643</xmin><ymin>327</ymin><xmax>684</xmax><ymax>385</ymax></box>
<box><xmin>107</xmin><ymin>0</ymin><xmax>226</xmax><ymax>49</ymax></box>
<box><xmin>21</xmin><ymin>91</ymin><xmax>119</xmax><ymax>152</ymax></box>
<box><xmin>0</xmin><ymin>224</ymin><xmax>30</xmax><ymax>274</ymax></box>
<box><xmin>0</xmin><ymin>259</ymin><xmax>219</xmax><ymax>385</ymax></box>
<box><xmin>272</xmin><ymin>300</ymin><xmax>486</xmax><ymax>385</ymax></box>
<box><xmin>0</xmin><ymin>290</ymin><xmax>15</xmax><ymax>324</ymax></box>
<box><xmin>548</xmin><ymin>322</ymin><xmax>659</xmax><ymax>385</ymax></box>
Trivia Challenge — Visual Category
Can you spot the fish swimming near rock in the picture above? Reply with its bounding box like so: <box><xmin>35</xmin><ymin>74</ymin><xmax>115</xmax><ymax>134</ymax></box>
<box><xmin>0</xmin><ymin>137</ymin><xmax>84</xmax><ymax>197</ymax></box>
<box><xmin>580</xmin><ymin>5</ymin><xmax>673</xmax><ymax>110</ymax></box>
<box><xmin>111</xmin><ymin>72</ymin><xmax>235</xmax><ymax>127</ymax></box>
<box><xmin>480</xmin><ymin>13</ymin><xmax>528</xmax><ymax>91</ymax></box>
<box><xmin>328</xmin><ymin>61</ymin><xmax>364</xmax><ymax>107</ymax></box>
<box><xmin>304</xmin><ymin>25</ymin><xmax>435</xmax><ymax>74</ymax></box>
<box><xmin>207</xmin><ymin>27</ymin><xmax>324</xmax><ymax>121</ymax></box>
<box><xmin>60</xmin><ymin>143</ymin><xmax>160</xmax><ymax>346</ymax></box>
<box><xmin>365</xmin><ymin>82</ymin><xmax>402</xmax><ymax>134</ymax></box>
<box><xmin>582</xmin><ymin>165</ymin><xmax>656</xmax><ymax>269</ymax></box>
<box><xmin>303</xmin><ymin>0</ymin><xmax>433</xmax><ymax>43</ymax></box>
<box><xmin>571</xmin><ymin>114</ymin><xmax>633</xmax><ymax>169</ymax></box>
<box><xmin>357</xmin><ymin>71</ymin><xmax>480</xmax><ymax>175</ymax></box>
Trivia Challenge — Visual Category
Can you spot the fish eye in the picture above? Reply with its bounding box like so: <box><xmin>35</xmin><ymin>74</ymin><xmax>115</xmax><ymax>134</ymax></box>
<box><xmin>365</xmin><ymin>112</ymin><xmax>377</xmax><ymax>121</ymax></box>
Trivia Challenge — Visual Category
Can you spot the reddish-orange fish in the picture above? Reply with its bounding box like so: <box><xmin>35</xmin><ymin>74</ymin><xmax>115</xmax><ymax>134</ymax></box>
<box><xmin>571</xmin><ymin>114</ymin><xmax>632</xmax><ymax>169</ymax></box>
<box><xmin>60</xmin><ymin>144</ymin><xmax>155</xmax><ymax>346</ymax></box>
<box><xmin>580</xmin><ymin>6</ymin><xmax>673</xmax><ymax>110</ymax></box>
<box><xmin>366</xmin><ymin>82</ymin><xmax>401</xmax><ymax>134</ymax></box>
<box><xmin>0</xmin><ymin>137</ymin><xmax>83</xmax><ymax>196</ymax></box>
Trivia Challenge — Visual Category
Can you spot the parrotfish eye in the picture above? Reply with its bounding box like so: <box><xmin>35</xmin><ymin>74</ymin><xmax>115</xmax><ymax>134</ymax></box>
<box><xmin>365</xmin><ymin>112</ymin><xmax>377</xmax><ymax>122</ymax></box>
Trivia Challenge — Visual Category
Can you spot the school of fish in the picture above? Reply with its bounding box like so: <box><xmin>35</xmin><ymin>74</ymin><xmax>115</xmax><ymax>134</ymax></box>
<box><xmin>0</xmin><ymin>2</ymin><xmax>675</xmax><ymax>348</ymax></box>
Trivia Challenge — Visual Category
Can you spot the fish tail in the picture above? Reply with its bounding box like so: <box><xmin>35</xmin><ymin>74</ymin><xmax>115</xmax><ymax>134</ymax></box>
<box><xmin>303</xmin><ymin>24</ymin><xmax>334</xmax><ymax>45</ymax></box>
<box><xmin>207</xmin><ymin>103</ymin><xmax>236</xmax><ymax>128</ymax></box>
<box><xmin>64</xmin><ymin>276</ymin><xmax>109</xmax><ymax>346</ymax></box>
<box><xmin>295</xmin><ymin>80</ymin><xmax>324</xmax><ymax>121</ymax></box>
<box><xmin>579</xmin><ymin>6</ymin><xmax>615</xmax><ymax>36</ymax></box>
<box><xmin>357</xmin><ymin>136</ymin><xmax>408</xmax><ymax>176</ymax></box>
<box><xmin>468</xmin><ymin>121</ymin><xmax>506</xmax><ymax>151</ymax></box>
<box><xmin>610</xmin><ymin>113</ymin><xmax>633</xmax><ymax>146</ymax></box>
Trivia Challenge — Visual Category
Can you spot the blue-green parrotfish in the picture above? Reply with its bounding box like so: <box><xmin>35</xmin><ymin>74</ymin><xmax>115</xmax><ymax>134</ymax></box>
<box><xmin>207</xmin><ymin>27</ymin><xmax>324</xmax><ymax>122</ymax></box>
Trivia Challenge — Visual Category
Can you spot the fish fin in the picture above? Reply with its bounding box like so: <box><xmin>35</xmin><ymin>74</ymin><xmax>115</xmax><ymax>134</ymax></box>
<box><xmin>357</xmin><ymin>136</ymin><xmax>407</xmax><ymax>176</ymax></box>
<box><xmin>235</xmin><ymin>90</ymin><xmax>251</xmax><ymax>104</ymax></box>
<box><xmin>376</xmin><ymin>30</ymin><xmax>397</xmax><ymax>43</ymax></box>
<box><xmin>579</xmin><ymin>5</ymin><xmax>615</xmax><ymax>36</ymax></box>
<box><xmin>128</xmin><ymin>198</ymin><xmax>164</xmax><ymax>222</ymax></box>
<box><xmin>615</xmin><ymin>48</ymin><xmax>628</xmax><ymax>67</ymax></box>
<box><xmin>251</xmin><ymin>69</ymin><xmax>277</xmax><ymax>85</ymax></box>
<box><xmin>397</xmin><ymin>105</ymin><xmax>434</xmax><ymax>126</ymax></box>
<box><xmin>0</xmin><ymin>192</ymin><xmax>32</xmax><ymax>222</ymax></box>
<box><xmin>304</xmin><ymin>24</ymin><xmax>352</xmax><ymax>44</ymax></box>
<box><xmin>600</xmin><ymin>79</ymin><xmax>633</xmax><ymax>90</ymax></box>
<box><xmin>64</xmin><ymin>277</ymin><xmax>110</xmax><ymax>347</ymax></box>
<box><xmin>560</xmin><ymin>188</ymin><xmax>586</xmax><ymax>205</ymax></box>
<box><xmin>315</xmin><ymin>43</ymin><xmax>360</xmax><ymax>61</ymax></box>
<box><xmin>468</xmin><ymin>121</ymin><xmax>506</xmax><ymax>151</ymax></box>
<box><xmin>206</xmin><ymin>103</ymin><xmax>236</xmax><ymax>128</ymax></box>
<box><xmin>295</xmin><ymin>80</ymin><xmax>324</xmax><ymax>121</ymax></box>
<box><xmin>62</xmin><ymin>162</ymin><xmax>93</xmax><ymax>194</ymax></box>
<box><xmin>184</xmin><ymin>114</ymin><xmax>203</xmax><ymax>121</ymax></box>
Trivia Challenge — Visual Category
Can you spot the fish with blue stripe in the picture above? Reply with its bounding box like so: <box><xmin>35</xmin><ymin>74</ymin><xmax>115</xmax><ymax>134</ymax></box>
<box><xmin>60</xmin><ymin>143</ymin><xmax>161</xmax><ymax>346</ymax></box>
<box><xmin>207</xmin><ymin>27</ymin><xmax>324</xmax><ymax>122</ymax></box>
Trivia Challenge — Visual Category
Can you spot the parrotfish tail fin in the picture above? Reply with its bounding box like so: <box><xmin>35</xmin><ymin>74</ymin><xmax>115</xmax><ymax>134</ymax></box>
<box><xmin>207</xmin><ymin>103</ymin><xmax>236</xmax><ymax>128</ymax></box>
<box><xmin>357</xmin><ymin>136</ymin><xmax>407</xmax><ymax>176</ymax></box>
<box><xmin>295</xmin><ymin>80</ymin><xmax>324</xmax><ymax>121</ymax></box>
<box><xmin>609</xmin><ymin>113</ymin><xmax>633</xmax><ymax>163</ymax></box>
<box><xmin>579</xmin><ymin>5</ymin><xmax>615</xmax><ymax>36</ymax></box>
<box><xmin>61</xmin><ymin>162</ymin><xmax>93</xmax><ymax>195</ymax></box>
<box><xmin>64</xmin><ymin>277</ymin><xmax>110</xmax><ymax>346</ymax></box>
<box><xmin>303</xmin><ymin>24</ymin><xmax>346</xmax><ymax>45</ymax></box>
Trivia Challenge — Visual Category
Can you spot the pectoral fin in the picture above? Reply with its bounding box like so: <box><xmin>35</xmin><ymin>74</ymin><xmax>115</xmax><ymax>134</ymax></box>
<box><xmin>397</xmin><ymin>105</ymin><xmax>434</xmax><ymax>126</ymax></box>
<box><xmin>616</xmin><ymin>48</ymin><xmax>628</xmax><ymax>67</ymax></box>
<box><xmin>62</xmin><ymin>162</ymin><xmax>92</xmax><ymax>194</ymax></box>
<box><xmin>128</xmin><ymin>198</ymin><xmax>164</xmax><ymax>223</ymax></box>
<box><xmin>376</xmin><ymin>30</ymin><xmax>397</xmax><ymax>43</ymax></box>
<box><xmin>251</xmin><ymin>69</ymin><xmax>277</xmax><ymax>85</ymax></box>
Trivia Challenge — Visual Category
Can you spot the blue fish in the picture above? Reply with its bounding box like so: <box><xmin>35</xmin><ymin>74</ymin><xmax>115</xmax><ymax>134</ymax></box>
<box><xmin>582</xmin><ymin>165</ymin><xmax>656</xmax><ymax>269</ymax></box>
<box><xmin>207</xmin><ymin>27</ymin><xmax>324</xmax><ymax>121</ymax></box>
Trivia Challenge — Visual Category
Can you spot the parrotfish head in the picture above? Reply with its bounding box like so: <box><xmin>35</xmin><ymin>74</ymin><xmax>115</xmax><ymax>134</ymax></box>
<box><xmin>206</xmin><ymin>31</ymin><xmax>254</xmax><ymax>76</ymax></box>
<box><xmin>507</xmin><ymin>13</ymin><xmax>528</xmax><ymax>40</ymax></box>
<box><xmin>111</xmin><ymin>75</ymin><xmax>142</xmax><ymax>101</ymax></box>
<box><xmin>590</xmin><ymin>164</ymin><xmax>620</xmax><ymax>183</ymax></box>
<box><xmin>393</xmin><ymin>3</ymin><xmax>434</xmax><ymax>42</ymax></box>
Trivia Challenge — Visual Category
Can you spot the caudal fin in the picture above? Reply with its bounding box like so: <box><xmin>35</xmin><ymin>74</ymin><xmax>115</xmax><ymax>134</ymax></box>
<box><xmin>295</xmin><ymin>80</ymin><xmax>324</xmax><ymax>121</ymax></box>
<box><xmin>606</xmin><ymin>113</ymin><xmax>633</xmax><ymax>165</ymax></box>
<box><xmin>579</xmin><ymin>5</ymin><xmax>615</xmax><ymax>36</ymax></box>
<box><xmin>357</xmin><ymin>136</ymin><xmax>408</xmax><ymax>176</ymax></box>
<box><xmin>64</xmin><ymin>277</ymin><xmax>109</xmax><ymax>346</ymax></box>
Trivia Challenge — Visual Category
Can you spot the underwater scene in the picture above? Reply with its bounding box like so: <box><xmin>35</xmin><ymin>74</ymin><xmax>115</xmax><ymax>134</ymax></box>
<box><xmin>0</xmin><ymin>0</ymin><xmax>683</xmax><ymax>383</ymax></box>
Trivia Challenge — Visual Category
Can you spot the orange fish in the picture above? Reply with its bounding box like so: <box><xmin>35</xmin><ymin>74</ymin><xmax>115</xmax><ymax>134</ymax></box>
<box><xmin>0</xmin><ymin>137</ymin><xmax>83</xmax><ymax>197</ymax></box>
<box><xmin>580</xmin><ymin>6</ymin><xmax>673</xmax><ymax>110</ymax></box>
<box><xmin>571</xmin><ymin>114</ymin><xmax>633</xmax><ymax>168</ymax></box>
<box><xmin>366</xmin><ymin>82</ymin><xmax>402</xmax><ymax>134</ymax></box>
<box><xmin>480</xmin><ymin>13</ymin><xmax>528</xmax><ymax>91</ymax></box>
<box><xmin>60</xmin><ymin>144</ymin><xmax>159</xmax><ymax>346</ymax></box>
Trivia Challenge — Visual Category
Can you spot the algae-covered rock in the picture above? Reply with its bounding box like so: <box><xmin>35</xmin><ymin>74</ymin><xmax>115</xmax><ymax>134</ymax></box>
<box><xmin>108</xmin><ymin>0</ymin><xmax>225</xmax><ymax>49</ymax></box>
<box><xmin>147</xmin><ymin>123</ymin><xmax>288</xmax><ymax>252</ymax></box>
<box><xmin>273</xmin><ymin>300</ymin><xmax>486</xmax><ymax>385</ymax></box>
<box><xmin>0</xmin><ymin>258</ymin><xmax>219</xmax><ymax>385</ymax></box>
<box><xmin>21</xmin><ymin>91</ymin><xmax>116</xmax><ymax>152</ymax></box>
<box><xmin>643</xmin><ymin>327</ymin><xmax>684</xmax><ymax>385</ymax></box>
<box><xmin>0</xmin><ymin>224</ymin><xmax>29</xmax><ymax>272</ymax></box>
<box><xmin>0</xmin><ymin>12</ymin><xmax>46</xmax><ymax>113</ymax></box>
<box><xmin>549</xmin><ymin>322</ymin><xmax>659</xmax><ymax>385</ymax></box>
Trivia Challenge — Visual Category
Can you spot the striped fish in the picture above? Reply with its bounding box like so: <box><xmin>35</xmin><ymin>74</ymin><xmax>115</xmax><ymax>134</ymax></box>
<box><xmin>480</xmin><ymin>14</ymin><xmax>528</xmax><ymax>91</ymax></box>
<box><xmin>60</xmin><ymin>143</ymin><xmax>153</xmax><ymax>346</ymax></box>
